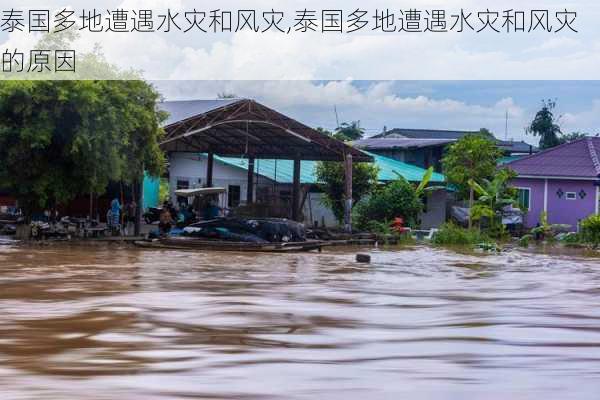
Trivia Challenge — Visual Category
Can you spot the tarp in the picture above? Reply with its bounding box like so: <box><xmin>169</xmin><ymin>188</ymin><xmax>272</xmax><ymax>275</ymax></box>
<box><xmin>174</xmin><ymin>187</ymin><xmax>226</xmax><ymax>197</ymax></box>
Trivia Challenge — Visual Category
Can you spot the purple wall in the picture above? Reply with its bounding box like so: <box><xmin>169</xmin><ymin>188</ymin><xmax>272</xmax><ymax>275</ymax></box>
<box><xmin>511</xmin><ymin>177</ymin><xmax>598</xmax><ymax>230</ymax></box>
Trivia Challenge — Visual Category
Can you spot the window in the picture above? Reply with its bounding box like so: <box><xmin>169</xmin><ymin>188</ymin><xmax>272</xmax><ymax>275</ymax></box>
<box><xmin>566</xmin><ymin>192</ymin><xmax>577</xmax><ymax>200</ymax></box>
<box><xmin>517</xmin><ymin>188</ymin><xmax>530</xmax><ymax>211</ymax></box>
<box><xmin>228</xmin><ymin>185</ymin><xmax>241</xmax><ymax>208</ymax></box>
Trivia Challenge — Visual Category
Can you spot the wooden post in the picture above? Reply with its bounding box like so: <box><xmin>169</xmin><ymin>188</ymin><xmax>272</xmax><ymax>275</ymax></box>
<box><xmin>468</xmin><ymin>187</ymin><xmax>474</xmax><ymax>229</ymax></box>
<box><xmin>206</xmin><ymin>152</ymin><xmax>214</xmax><ymax>188</ymax></box>
<box><xmin>292</xmin><ymin>158</ymin><xmax>301</xmax><ymax>221</ymax></box>
<box><xmin>344</xmin><ymin>154</ymin><xmax>353</xmax><ymax>233</ymax></box>
<box><xmin>134</xmin><ymin>177</ymin><xmax>142</xmax><ymax>236</ymax></box>
<box><xmin>246</xmin><ymin>157</ymin><xmax>255</xmax><ymax>204</ymax></box>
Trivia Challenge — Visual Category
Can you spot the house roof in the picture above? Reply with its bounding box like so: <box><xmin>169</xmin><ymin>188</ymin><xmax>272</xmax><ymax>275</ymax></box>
<box><xmin>159</xmin><ymin>99</ymin><xmax>372</xmax><ymax>162</ymax></box>
<box><xmin>373</xmin><ymin>128</ymin><xmax>472</xmax><ymax>140</ymax></box>
<box><xmin>498</xmin><ymin>155</ymin><xmax>526</xmax><ymax>165</ymax></box>
<box><xmin>504</xmin><ymin>137</ymin><xmax>600</xmax><ymax>179</ymax></box>
<box><xmin>209</xmin><ymin>151</ymin><xmax>446</xmax><ymax>184</ymax></box>
<box><xmin>354</xmin><ymin>138</ymin><xmax>455</xmax><ymax>150</ymax></box>
<box><xmin>159</xmin><ymin>99</ymin><xmax>241</xmax><ymax>127</ymax></box>
<box><xmin>370</xmin><ymin>128</ymin><xmax>538</xmax><ymax>154</ymax></box>
<box><xmin>497</xmin><ymin>140</ymin><xmax>537</xmax><ymax>154</ymax></box>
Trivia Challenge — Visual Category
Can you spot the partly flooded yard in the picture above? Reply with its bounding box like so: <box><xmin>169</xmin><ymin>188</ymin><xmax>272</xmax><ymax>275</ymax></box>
<box><xmin>0</xmin><ymin>243</ymin><xmax>599</xmax><ymax>399</ymax></box>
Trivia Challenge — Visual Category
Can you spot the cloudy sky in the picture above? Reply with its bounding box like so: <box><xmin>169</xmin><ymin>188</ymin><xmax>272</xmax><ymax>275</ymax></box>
<box><xmin>154</xmin><ymin>80</ymin><xmax>600</xmax><ymax>144</ymax></box>
<box><xmin>4</xmin><ymin>1</ymin><xmax>600</xmax><ymax>143</ymax></box>
<box><xmin>1</xmin><ymin>0</ymin><xmax>597</xmax><ymax>80</ymax></box>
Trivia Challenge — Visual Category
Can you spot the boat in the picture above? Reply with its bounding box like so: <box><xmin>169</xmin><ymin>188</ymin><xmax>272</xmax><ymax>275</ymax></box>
<box><xmin>134</xmin><ymin>236</ymin><xmax>328</xmax><ymax>253</ymax></box>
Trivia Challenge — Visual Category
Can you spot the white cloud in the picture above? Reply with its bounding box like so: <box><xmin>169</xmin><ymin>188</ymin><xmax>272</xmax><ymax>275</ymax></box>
<box><xmin>1</xmin><ymin>0</ymin><xmax>597</xmax><ymax>79</ymax></box>
<box><xmin>154</xmin><ymin>80</ymin><xmax>531</xmax><ymax>140</ymax></box>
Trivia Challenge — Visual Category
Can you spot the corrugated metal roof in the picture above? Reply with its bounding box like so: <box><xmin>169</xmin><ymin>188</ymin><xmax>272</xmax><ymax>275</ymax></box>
<box><xmin>373</xmin><ymin>128</ymin><xmax>471</xmax><ymax>140</ymax></box>
<box><xmin>497</xmin><ymin>140</ymin><xmax>538</xmax><ymax>154</ymax></box>
<box><xmin>158</xmin><ymin>99</ymin><xmax>242</xmax><ymax>126</ymax></box>
<box><xmin>498</xmin><ymin>155</ymin><xmax>526</xmax><ymax>165</ymax></box>
<box><xmin>354</xmin><ymin>138</ymin><xmax>455</xmax><ymax>150</ymax></box>
<box><xmin>370</xmin><ymin>128</ymin><xmax>538</xmax><ymax>154</ymax></box>
<box><xmin>211</xmin><ymin>152</ymin><xmax>445</xmax><ymax>184</ymax></box>
<box><xmin>505</xmin><ymin>137</ymin><xmax>600</xmax><ymax>179</ymax></box>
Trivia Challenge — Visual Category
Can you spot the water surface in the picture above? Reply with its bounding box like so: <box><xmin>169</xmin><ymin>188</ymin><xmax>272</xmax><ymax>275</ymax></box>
<box><xmin>0</xmin><ymin>243</ymin><xmax>599</xmax><ymax>399</ymax></box>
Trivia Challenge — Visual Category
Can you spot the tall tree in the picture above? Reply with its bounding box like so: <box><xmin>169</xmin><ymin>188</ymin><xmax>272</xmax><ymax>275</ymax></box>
<box><xmin>335</xmin><ymin>121</ymin><xmax>364</xmax><ymax>141</ymax></box>
<box><xmin>442</xmin><ymin>134</ymin><xmax>503</xmax><ymax>227</ymax></box>
<box><xmin>527</xmin><ymin>99</ymin><xmax>562</xmax><ymax>149</ymax></box>
<box><xmin>315</xmin><ymin>161</ymin><xmax>379</xmax><ymax>223</ymax></box>
<box><xmin>0</xmin><ymin>80</ymin><xmax>165</xmax><ymax>218</ymax></box>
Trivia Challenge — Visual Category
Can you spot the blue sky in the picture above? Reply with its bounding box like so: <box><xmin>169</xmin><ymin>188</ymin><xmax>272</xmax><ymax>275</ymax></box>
<box><xmin>155</xmin><ymin>80</ymin><xmax>600</xmax><ymax>144</ymax></box>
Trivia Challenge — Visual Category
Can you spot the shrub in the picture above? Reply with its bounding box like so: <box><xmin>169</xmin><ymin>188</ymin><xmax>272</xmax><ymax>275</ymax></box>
<box><xmin>519</xmin><ymin>234</ymin><xmax>533</xmax><ymax>248</ymax></box>
<box><xmin>580</xmin><ymin>215</ymin><xmax>600</xmax><ymax>248</ymax></box>
<box><xmin>431</xmin><ymin>222</ymin><xmax>487</xmax><ymax>247</ymax></box>
<box><xmin>353</xmin><ymin>177</ymin><xmax>423</xmax><ymax>230</ymax></box>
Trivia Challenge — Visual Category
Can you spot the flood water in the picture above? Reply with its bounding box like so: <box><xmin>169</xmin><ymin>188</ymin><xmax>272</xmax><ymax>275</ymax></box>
<box><xmin>0</xmin><ymin>243</ymin><xmax>600</xmax><ymax>400</ymax></box>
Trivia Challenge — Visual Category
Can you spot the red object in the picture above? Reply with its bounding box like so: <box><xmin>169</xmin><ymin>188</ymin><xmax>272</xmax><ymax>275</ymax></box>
<box><xmin>391</xmin><ymin>217</ymin><xmax>410</xmax><ymax>233</ymax></box>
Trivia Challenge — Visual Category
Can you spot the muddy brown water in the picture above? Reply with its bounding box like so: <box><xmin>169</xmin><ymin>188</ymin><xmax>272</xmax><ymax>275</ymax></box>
<box><xmin>0</xmin><ymin>243</ymin><xmax>600</xmax><ymax>399</ymax></box>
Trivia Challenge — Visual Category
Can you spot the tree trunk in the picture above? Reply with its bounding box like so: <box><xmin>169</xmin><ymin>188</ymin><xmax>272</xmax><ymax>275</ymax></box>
<box><xmin>468</xmin><ymin>187</ymin><xmax>474</xmax><ymax>229</ymax></box>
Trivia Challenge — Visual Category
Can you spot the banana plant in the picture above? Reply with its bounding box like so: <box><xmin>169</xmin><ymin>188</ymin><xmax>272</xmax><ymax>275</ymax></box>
<box><xmin>467</xmin><ymin>169</ymin><xmax>518</xmax><ymax>231</ymax></box>
<box><xmin>395</xmin><ymin>166</ymin><xmax>446</xmax><ymax>200</ymax></box>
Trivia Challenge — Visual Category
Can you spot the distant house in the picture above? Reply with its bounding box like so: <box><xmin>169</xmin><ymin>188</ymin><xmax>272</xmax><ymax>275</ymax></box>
<box><xmin>355</xmin><ymin>128</ymin><xmax>538</xmax><ymax>171</ymax></box>
<box><xmin>504</xmin><ymin>137</ymin><xmax>600</xmax><ymax>230</ymax></box>
<box><xmin>168</xmin><ymin>151</ymin><xmax>448</xmax><ymax>229</ymax></box>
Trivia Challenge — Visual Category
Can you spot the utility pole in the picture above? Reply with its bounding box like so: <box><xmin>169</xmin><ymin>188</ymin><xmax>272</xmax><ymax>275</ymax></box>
<box><xmin>505</xmin><ymin>110</ymin><xmax>509</xmax><ymax>140</ymax></box>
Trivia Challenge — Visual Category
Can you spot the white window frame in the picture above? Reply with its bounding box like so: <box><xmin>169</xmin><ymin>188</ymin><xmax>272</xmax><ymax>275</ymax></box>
<box><xmin>565</xmin><ymin>191</ymin><xmax>577</xmax><ymax>201</ymax></box>
<box><xmin>516</xmin><ymin>187</ymin><xmax>531</xmax><ymax>211</ymax></box>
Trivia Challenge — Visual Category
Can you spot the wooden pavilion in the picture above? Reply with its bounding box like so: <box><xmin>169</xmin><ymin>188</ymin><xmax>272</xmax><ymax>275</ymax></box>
<box><xmin>159</xmin><ymin>99</ymin><xmax>372</xmax><ymax>227</ymax></box>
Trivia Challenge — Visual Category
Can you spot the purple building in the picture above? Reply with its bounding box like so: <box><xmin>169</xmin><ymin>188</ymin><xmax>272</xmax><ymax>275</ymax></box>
<box><xmin>505</xmin><ymin>137</ymin><xmax>600</xmax><ymax>230</ymax></box>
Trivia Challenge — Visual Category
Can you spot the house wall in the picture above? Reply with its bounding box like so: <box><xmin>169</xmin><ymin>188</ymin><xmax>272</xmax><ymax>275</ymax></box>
<box><xmin>511</xmin><ymin>177</ymin><xmax>597</xmax><ymax>230</ymax></box>
<box><xmin>420</xmin><ymin>189</ymin><xmax>447</xmax><ymax>229</ymax></box>
<box><xmin>547</xmin><ymin>179</ymin><xmax>597</xmax><ymax>230</ymax></box>
<box><xmin>168</xmin><ymin>153</ymin><xmax>339</xmax><ymax>227</ymax></box>
<box><xmin>168</xmin><ymin>153</ymin><xmax>253</xmax><ymax>207</ymax></box>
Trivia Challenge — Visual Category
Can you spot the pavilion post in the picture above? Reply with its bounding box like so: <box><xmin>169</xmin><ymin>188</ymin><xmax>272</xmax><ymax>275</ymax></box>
<box><xmin>206</xmin><ymin>152</ymin><xmax>214</xmax><ymax>187</ymax></box>
<box><xmin>344</xmin><ymin>153</ymin><xmax>353</xmax><ymax>233</ymax></box>
<box><xmin>292</xmin><ymin>158</ymin><xmax>301</xmax><ymax>221</ymax></box>
<box><xmin>246</xmin><ymin>157</ymin><xmax>255</xmax><ymax>204</ymax></box>
<box><xmin>134</xmin><ymin>177</ymin><xmax>142</xmax><ymax>237</ymax></box>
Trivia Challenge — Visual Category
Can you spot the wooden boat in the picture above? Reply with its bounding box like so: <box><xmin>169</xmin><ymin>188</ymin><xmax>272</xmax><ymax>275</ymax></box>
<box><xmin>134</xmin><ymin>236</ymin><xmax>328</xmax><ymax>253</ymax></box>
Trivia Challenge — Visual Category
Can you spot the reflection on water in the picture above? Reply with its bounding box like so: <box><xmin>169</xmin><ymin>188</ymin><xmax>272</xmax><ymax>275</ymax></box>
<box><xmin>1</xmin><ymin>243</ymin><xmax>600</xmax><ymax>399</ymax></box>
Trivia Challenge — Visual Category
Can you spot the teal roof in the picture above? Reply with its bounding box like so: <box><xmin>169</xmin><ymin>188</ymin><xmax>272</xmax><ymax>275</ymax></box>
<box><xmin>499</xmin><ymin>155</ymin><xmax>526</xmax><ymax>165</ymax></box>
<box><xmin>367</xmin><ymin>152</ymin><xmax>446</xmax><ymax>183</ymax></box>
<box><xmin>212</xmin><ymin>152</ymin><xmax>445</xmax><ymax>184</ymax></box>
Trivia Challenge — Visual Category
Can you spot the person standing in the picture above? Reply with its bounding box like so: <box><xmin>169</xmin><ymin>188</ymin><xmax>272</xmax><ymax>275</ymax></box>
<box><xmin>110</xmin><ymin>198</ymin><xmax>121</xmax><ymax>235</ymax></box>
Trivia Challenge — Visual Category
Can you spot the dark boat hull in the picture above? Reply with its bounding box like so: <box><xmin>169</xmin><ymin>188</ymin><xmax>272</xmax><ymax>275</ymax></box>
<box><xmin>134</xmin><ymin>237</ymin><xmax>327</xmax><ymax>253</ymax></box>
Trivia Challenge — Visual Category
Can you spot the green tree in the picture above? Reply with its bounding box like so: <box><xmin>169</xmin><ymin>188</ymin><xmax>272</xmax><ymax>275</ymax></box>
<box><xmin>353</xmin><ymin>177</ymin><xmax>423</xmax><ymax>230</ymax></box>
<box><xmin>0</xmin><ymin>80</ymin><xmax>165</xmax><ymax>218</ymax></box>
<box><xmin>558</xmin><ymin>131</ymin><xmax>587</xmax><ymax>144</ymax></box>
<box><xmin>580</xmin><ymin>214</ymin><xmax>600</xmax><ymax>248</ymax></box>
<box><xmin>315</xmin><ymin>161</ymin><xmax>379</xmax><ymax>223</ymax></box>
<box><xmin>335</xmin><ymin>121</ymin><xmax>364</xmax><ymax>141</ymax></box>
<box><xmin>442</xmin><ymin>134</ymin><xmax>503</xmax><ymax>225</ymax></box>
<box><xmin>527</xmin><ymin>99</ymin><xmax>562</xmax><ymax>149</ymax></box>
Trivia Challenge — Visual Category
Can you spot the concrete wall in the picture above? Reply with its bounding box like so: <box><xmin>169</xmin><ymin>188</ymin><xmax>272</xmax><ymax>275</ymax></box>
<box><xmin>168</xmin><ymin>153</ymin><xmax>253</xmax><ymax>207</ymax></box>
<box><xmin>511</xmin><ymin>177</ymin><xmax>598</xmax><ymax>230</ymax></box>
<box><xmin>420</xmin><ymin>189</ymin><xmax>447</xmax><ymax>229</ymax></box>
